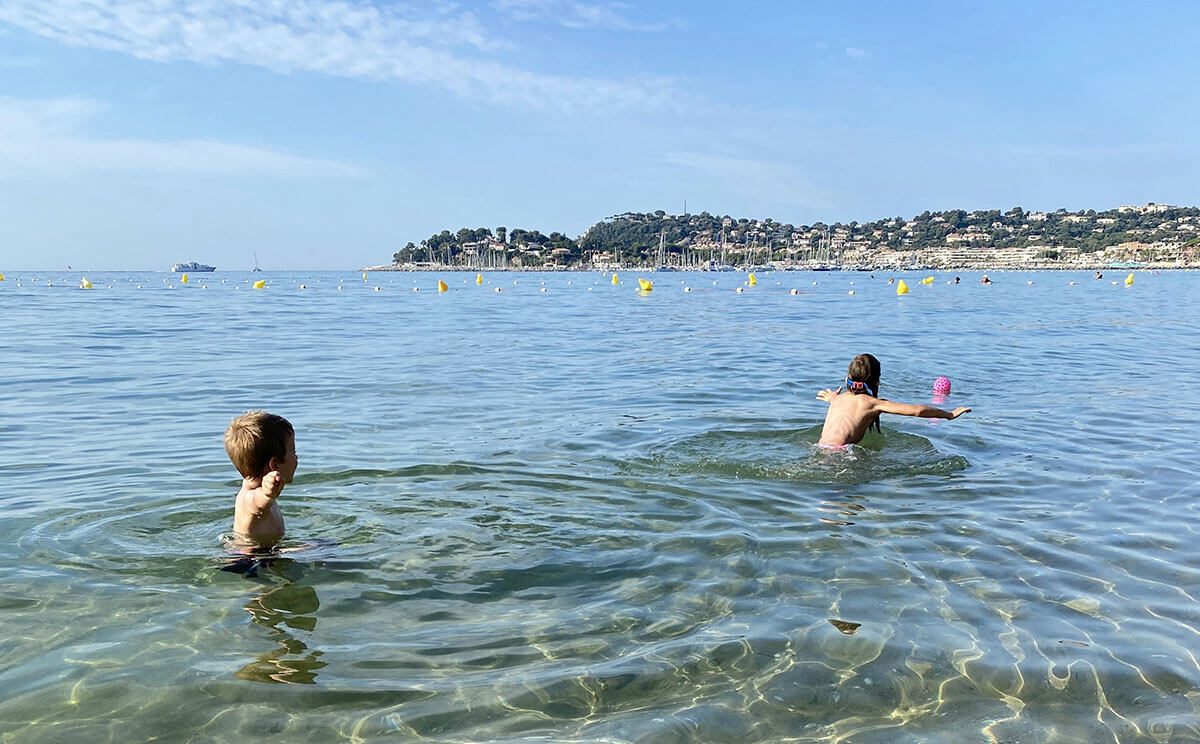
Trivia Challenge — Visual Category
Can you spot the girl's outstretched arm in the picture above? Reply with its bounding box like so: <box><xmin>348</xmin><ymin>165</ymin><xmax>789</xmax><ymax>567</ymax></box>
<box><xmin>874</xmin><ymin>399</ymin><xmax>971</xmax><ymax>419</ymax></box>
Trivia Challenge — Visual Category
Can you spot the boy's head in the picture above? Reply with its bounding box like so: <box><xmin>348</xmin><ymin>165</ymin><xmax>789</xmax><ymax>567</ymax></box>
<box><xmin>846</xmin><ymin>354</ymin><xmax>881</xmax><ymax>397</ymax></box>
<box><xmin>225</xmin><ymin>410</ymin><xmax>295</xmax><ymax>479</ymax></box>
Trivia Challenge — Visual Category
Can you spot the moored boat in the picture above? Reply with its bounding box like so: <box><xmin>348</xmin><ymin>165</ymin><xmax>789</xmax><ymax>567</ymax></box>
<box><xmin>171</xmin><ymin>261</ymin><xmax>216</xmax><ymax>272</ymax></box>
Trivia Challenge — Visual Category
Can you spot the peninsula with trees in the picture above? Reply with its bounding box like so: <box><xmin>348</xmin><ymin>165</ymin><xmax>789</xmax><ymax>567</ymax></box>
<box><xmin>369</xmin><ymin>203</ymin><xmax>1200</xmax><ymax>271</ymax></box>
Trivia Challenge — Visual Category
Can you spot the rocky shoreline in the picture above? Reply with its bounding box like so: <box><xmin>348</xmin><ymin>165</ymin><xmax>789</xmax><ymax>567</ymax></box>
<box><xmin>362</xmin><ymin>262</ymin><xmax>1198</xmax><ymax>272</ymax></box>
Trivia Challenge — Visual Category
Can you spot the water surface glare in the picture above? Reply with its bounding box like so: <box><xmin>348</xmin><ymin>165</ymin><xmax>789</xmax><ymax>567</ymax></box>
<box><xmin>2</xmin><ymin>270</ymin><xmax>1199</xmax><ymax>743</ymax></box>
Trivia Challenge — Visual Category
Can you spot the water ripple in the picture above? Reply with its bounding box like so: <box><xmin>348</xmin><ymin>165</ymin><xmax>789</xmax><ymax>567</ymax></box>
<box><xmin>2</xmin><ymin>270</ymin><xmax>1200</xmax><ymax>742</ymax></box>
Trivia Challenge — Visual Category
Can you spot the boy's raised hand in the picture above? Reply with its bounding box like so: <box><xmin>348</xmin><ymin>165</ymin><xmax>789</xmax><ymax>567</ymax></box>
<box><xmin>816</xmin><ymin>387</ymin><xmax>842</xmax><ymax>403</ymax></box>
<box><xmin>261</xmin><ymin>470</ymin><xmax>285</xmax><ymax>501</ymax></box>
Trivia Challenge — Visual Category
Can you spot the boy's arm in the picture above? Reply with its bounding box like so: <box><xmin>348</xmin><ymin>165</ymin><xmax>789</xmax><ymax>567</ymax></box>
<box><xmin>873</xmin><ymin>399</ymin><xmax>971</xmax><ymax>420</ymax></box>
<box><xmin>248</xmin><ymin>470</ymin><xmax>285</xmax><ymax>512</ymax></box>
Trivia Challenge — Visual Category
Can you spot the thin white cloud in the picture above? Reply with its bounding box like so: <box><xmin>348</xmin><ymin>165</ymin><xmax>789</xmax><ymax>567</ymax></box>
<box><xmin>0</xmin><ymin>0</ymin><xmax>678</xmax><ymax>111</ymax></box>
<box><xmin>0</xmin><ymin>97</ymin><xmax>366</xmax><ymax>178</ymax></box>
<box><xmin>845</xmin><ymin>47</ymin><xmax>865</xmax><ymax>59</ymax></box>
<box><xmin>492</xmin><ymin>0</ymin><xmax>667</xmax><ymax>31</ymax></box>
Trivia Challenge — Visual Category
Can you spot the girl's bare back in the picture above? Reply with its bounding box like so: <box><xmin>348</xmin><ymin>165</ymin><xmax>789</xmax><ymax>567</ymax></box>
<box><xmin>818</xmin><ymin>391</ymin><xmax>877</xmax><ymax>446</ymax></box>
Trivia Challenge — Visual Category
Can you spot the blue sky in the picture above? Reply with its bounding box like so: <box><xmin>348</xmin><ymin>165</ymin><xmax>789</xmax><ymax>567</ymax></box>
<box><xmin>1</xmin><ymin>1</ymin><xmax>1198</xmax><ymax>270</ymax></box>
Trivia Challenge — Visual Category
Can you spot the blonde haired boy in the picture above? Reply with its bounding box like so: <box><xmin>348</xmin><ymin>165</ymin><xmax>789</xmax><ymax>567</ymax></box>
<box><xmin>224</xmin><ymin>410</ymin><xmax>298</xmax><ymax>548</ymax></box>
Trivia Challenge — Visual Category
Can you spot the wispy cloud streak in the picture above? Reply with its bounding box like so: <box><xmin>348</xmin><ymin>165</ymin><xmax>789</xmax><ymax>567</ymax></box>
<box><xmin>492</xmin><ymin>0</ymin><xmax>668</xmax><ymax>31</ymax></box>
<box><xmin>0</xmin><ymin>0</ymin><xmax>677</xmax><ymax>111</ymax></box>
<box><xmin>0</xmin><ymin>97</ymin><xmax>366</xmax><ymax>178</ymax></box>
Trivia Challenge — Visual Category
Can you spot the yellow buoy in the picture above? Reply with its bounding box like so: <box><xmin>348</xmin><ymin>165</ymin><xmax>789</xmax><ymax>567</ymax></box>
<box><xmin>80</xmin><ymin>276</ymin><xmax>93</xmax><ymax>289</ymax></box>
<box><xmin>363</xmin><ymin>272</ymin><xmax>368</xmax><ymax>280</ymax></box>
<box><xmin>0</xmin><ymin>272</ymin><xmax>5</xmax><ymax>280</ymax></box>
<box><xmin>253</xmin><ymin>279</ymin><xmax>266</xmax><ymax>289</ymax></box>
<box><xmin>476</xmin><ymin>273</ymin><xmax>483</xmax><ymax>285</ymax></box>
<box><xmin>612</xmin><ymin>273</ymin><xmax>619</xmax><ymax>285</ymax></box>
<box><xmin>748</xmin><ymin>272</ymin><xmax>757</xmax><ymax>286</ymax></box>
<box><xmin>638</xmin><ymin>278</ymin><xmax>653</xmax><ymax>292</ymax></box>
<box><xmin>921</xmin><ymin>276</ymin><xmax>934</xmax><ymax>285</ymax></box>
<box><xmin>438</xmin><ymin>280</ymin><xmax>449</xmax><ymax>292</ymax></box>
<box><xmin>896</xmin><ymin>279</ymin><xmax>909</xmax><ymax>295</ymax></box>
<box><xmin>1124</xmin><ymin>273</ymin><xmax>1134</xmax><ymax>286</ymax></box>
<box><xmin>181</xmin><ymin>272</ymin><xmax>189</xmax><ymax>284</ymax></box>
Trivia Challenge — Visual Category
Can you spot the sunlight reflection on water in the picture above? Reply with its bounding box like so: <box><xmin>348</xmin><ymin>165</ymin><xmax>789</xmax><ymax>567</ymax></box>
<box><xmin>1</xmin><ymin>270</ymin><xmax>1198</xmax><ymax>742</ymax></box>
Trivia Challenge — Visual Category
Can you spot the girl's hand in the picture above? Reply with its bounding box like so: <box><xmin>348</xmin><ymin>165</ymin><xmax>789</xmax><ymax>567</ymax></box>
<box><xmin>949</xmin><ymin>407</ymin><xmax>972</xmax><ymax>419</ymax></box>
<box><xmin>816</xmin><ymin>388</ymin><xmax>841</xmax><ymax>403</ymax></box>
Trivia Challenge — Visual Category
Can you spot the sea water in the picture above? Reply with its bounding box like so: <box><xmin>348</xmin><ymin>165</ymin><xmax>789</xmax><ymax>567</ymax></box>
<box><xmin>1</xmin><ymin>270</ymin><xmax>1198</xmax><ymax>743</ymax></box>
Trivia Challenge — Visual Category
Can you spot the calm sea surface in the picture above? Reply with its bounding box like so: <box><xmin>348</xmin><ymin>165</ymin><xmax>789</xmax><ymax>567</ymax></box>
<box><xmin>1</xmin><ymin>269</ymin><xmax>1198</xmax><ymax>743</ymax></box>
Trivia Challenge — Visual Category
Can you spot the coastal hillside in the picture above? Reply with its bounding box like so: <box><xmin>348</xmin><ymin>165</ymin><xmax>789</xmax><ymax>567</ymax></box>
<box><xmin>384</xmin><ymin>203</ymin><xmax>1200</xmax><ymax>270</ymax></box>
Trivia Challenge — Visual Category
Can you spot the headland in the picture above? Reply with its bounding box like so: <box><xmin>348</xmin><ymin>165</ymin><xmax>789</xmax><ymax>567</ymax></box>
<box><xmin>366</xmin><ymin>203</ymin><xmax>1200</xmax><ymax>272</ymax></box>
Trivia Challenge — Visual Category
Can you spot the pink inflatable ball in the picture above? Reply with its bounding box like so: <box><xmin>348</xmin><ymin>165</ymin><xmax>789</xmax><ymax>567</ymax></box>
<box><xmin>933</xmin><ymin>376</ymin><xmax>952</xmax><ymax>394</ymax></box>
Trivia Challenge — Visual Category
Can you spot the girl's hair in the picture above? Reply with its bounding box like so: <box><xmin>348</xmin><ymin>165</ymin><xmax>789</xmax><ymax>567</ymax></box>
<box><xmin>847</xmin><ymin>353</ymin><xmax>882</xmax><ymax>434</ymax></box>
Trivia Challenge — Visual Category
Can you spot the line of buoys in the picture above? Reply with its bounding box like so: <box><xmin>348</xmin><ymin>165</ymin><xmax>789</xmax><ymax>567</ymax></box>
<box><xmin>896</xmin><ymin>279</ymin><xmax>909</xmax><ymax>295</ymax></box>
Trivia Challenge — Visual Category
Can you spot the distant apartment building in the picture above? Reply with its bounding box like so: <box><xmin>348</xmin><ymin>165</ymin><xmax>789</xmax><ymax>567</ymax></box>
<box><xmin>1118</xmin><ymin>202</ymin><xmax>1174</xmax><ymax>214</ymax></box>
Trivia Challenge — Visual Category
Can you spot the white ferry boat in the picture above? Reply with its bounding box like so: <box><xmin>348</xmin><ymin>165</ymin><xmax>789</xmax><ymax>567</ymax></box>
<box><xmin>171</xmin><ymin>261</ymin><xmax>216</xmax><ymax>272</ymax></box>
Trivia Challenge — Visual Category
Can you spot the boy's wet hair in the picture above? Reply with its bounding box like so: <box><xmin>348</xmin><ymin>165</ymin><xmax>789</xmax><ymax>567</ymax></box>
<box><xmin>847</xmin><ymin>353</ymin><xmax>882</xmax><ymax>433</ymax></box>
<box><xmin>225</xmin><ymin>410</ymin><xmax>294</xmax><ymax>478</ymax></box>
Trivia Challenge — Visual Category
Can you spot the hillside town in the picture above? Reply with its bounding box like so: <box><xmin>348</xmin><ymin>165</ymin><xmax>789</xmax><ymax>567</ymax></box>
<box><xmin>371</xmin><ymin>203</ymin><xmax>1200</xmax><ymax>271</ymax></box>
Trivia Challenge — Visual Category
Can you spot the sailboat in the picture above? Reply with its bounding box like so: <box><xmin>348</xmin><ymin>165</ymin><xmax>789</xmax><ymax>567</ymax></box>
<box><xmin>252</xmin><ymin>253</ymin><xmax>262</xmax><ymax>272</ymax></box>
<box><xmin>708</xmin><ymin>226</ymin><xmax>735</xmax><ymax>271</ymax></box>
<box><xmin>655</xmin><ymin>229</ymin><xmax>678</xmax><ymax>271</ymax></box>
